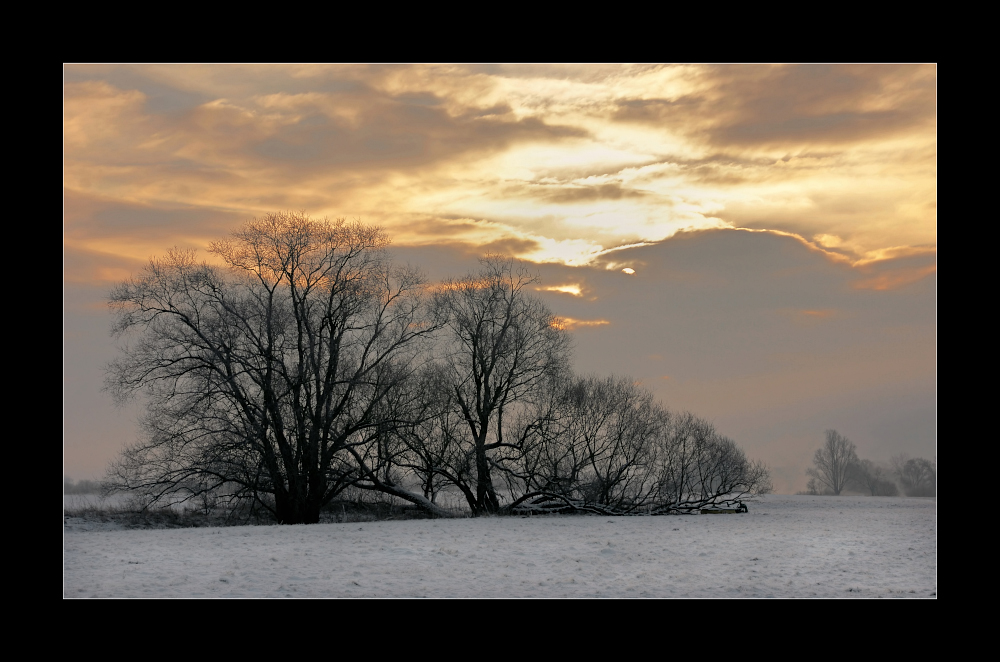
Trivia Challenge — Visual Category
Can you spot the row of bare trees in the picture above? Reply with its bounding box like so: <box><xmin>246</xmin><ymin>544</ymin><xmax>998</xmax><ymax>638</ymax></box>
<box><xmin>390</xmin><ymin>373</ymin><xmax>771</xmax><ymax>516</ymax></box>
<box><xmin>805</xmin><ymin>430</ymin><xmax>935</xmax><ymax>497</ymax></box>
<box><xmin>104</xmin><ymin>212</ymin><xmax>771</xmax><ymax>524</ymax></box>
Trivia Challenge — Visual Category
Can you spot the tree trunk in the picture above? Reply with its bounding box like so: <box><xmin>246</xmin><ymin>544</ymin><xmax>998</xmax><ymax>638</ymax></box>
<box><xmin>374</xmin><ymin>483</ymin><xmax>455</xmax><ymax>518</ymax></box>
<box><xmin>273</xmin><ymin>480</ymin><xmax>324</xmax><ymax>524</ymax></box>
<box><xmin>474</xmin><ymin>439</ymin><xmax>500</xmax><ymax>515</ymax></box>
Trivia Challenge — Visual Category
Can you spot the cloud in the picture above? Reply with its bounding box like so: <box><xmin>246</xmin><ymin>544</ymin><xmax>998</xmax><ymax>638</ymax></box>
<box><xmin>476</xmin><ymin>236</ymin><xmax>546</xmax><ymax>257</ymax></box>
<box><xmin>613</xmin><ymin>64</ymin><xmax>936</xmax><ymax>150</ymax></box>
<box><xmin>551</xmin><ymin>317</ymin><xmax>610</xmax><ymax>330</ymax></box>
<box><xmin>834</xmin><ymin>244</ymin><xmax>938</xmax><ymax>291</ymax></box>
<box><xmin>853</xmin><ymin>263</ymin><xmax>937</xmax><ymax>291</ymax></box>
<box><xmin>527</xmin><ymin>229</ymin><xmax>934</xmax><ymax>472</ymax></box>
<box><xmin>798</xmin><ymin>309</ymin><xmax>836</xmax><ymax>319</ymax></box>
<box><xmin>63</xmin><ymin>189</ymin><xmax>248</xmax><ymax>273</ymax></box>
<box><xmin>64</xmin><ymin>244</ymin><xmax>144</xmax><ymax>287</ymax></box>
<box><xmin>537</xmin><ymin>284</ymin><xmax>584</xmax><ymax>296</ymax></box>
<box><xmin>64</xmin><ymin>68</ymin><xmax>588</xmax><ymax>221</ymax></box>
<box><xmin>527</xmin><ymin>182</ymin><xmax>650</xmax><ymax>204</ymax></box>
<box><xmin>64</xmin><ymin>65</ymin><xmax>935</xmax><ymax>272</ymax></box>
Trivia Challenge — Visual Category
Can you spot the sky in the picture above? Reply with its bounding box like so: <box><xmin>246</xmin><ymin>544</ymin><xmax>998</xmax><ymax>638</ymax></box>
<box><xmin>63</xmin><ymin>64</ymin><xmax>936</xmax><ymax>492</ymax></box>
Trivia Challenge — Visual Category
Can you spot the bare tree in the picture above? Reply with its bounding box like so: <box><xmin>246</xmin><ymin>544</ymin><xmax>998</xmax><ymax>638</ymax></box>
<box><xmin>854</xmin><ymin>459</ymin><xmax>899</xmax><ymax>496</ymax></box>
<box><xmin>651</xmin><ymin>411</ymin><xmax>772</xmax><ymax>513</ymax></box>
<box><xmin>509</xmin><ymin>377</ymin><xmax>772</xmax><ymax>515</ymax></box>
<box><xmin>806</xmin><ymin>430</ymin><xmax>860</xmax><ymax>496</ymax></box>
<box><xmin>104</xmin><ymin>212</ymin><xmax>448</xmax><ymax>523</ymax></box>
<box><xmin>431</xmin><ymin>256</ymin><xmax>572</xmax><ymax>515</ymax></box>
<box><xmin>510</xmin><ymin>375</ymin><xmax>662</xmax><ymax>514</ymax></box>
<box><xmin>891</xmin><ymin>454</ymin><xmax>936</xmax><ymax>497</ymax></box>
<box><xmin>385</xmin><ymin>364</ymin><xmax>474</xmax><ymax>506</ymax></box>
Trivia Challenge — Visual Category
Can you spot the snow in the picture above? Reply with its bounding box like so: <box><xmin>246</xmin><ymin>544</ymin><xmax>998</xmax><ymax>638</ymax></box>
<box><xmin>63</xmin><ymin>494</ymin><xmax>936</xmax><ymax>598</ymax></box>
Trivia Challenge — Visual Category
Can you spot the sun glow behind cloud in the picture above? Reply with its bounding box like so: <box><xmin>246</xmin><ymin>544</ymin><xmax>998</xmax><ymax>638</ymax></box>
<box><xmin>64</xmin><ymin>64</ymin><xmax>935</xmax><ymax>284</ymax></box>
<box><xmin>537</xmin><ymin>284</ymin><xmax>583</xmax><ymax>296</ymax></box>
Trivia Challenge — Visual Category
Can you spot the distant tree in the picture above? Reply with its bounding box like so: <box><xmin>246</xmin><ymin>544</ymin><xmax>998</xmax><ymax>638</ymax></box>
<box><xmin>806</xmin><ymin>430</ymin><xmax>859</xmax><ymax>496</ymax></box>
<box><xmin>854</xmin><ymin>459</ymin><xmax>899</xmax><ymax>496</ymax></box>
<box><xmin>891</xmin><ymin>454</ymin><xmax>936</xmax><ymax>497</ymax></box>
<box><xmin>64</xmin><ymin>477</ymin><xmax>103</xmax><ymax>495</ymax></box>
<box><xmin>802</xmin><ymin>477</ymin><xmax>821</xmax><ymax>495</ymax></box>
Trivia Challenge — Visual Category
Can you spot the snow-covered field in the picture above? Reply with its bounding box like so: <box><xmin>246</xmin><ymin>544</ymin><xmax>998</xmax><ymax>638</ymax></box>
<box><xmin>63</xmin><ymin>494</ymin><xmax>936</xmax><ymax>598</ymax></box>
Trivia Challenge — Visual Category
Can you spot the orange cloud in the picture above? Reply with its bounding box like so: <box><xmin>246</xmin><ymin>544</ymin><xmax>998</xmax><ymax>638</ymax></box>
<box><xmin>64</xmin><ymin>65</ymin><xmax>935</xmax><ymax>275</ymax></box>
<box><xmin>778</xmin><ymin>308</ymin><xmax>840</xmax><ymax>327</ymax></box>
<box><xmin>551</xmin><ymin>317</ymin><xmax>611</xmax><ymax>331</ymax></box>
<box><xmin>853</xmin><ymin>265</ymin><xmax>937</xmax><ymax>291</ymax></box>
<box><xmin>537</xmin><ymin>284</ymin><xmax>583</xmax><ymax>296</ymax></box>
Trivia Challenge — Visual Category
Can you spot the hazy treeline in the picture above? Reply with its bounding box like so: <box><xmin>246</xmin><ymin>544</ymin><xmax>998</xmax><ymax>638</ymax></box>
<box><xmin>805</xmin><ymin>430</ymin><xmax>935</xmax><ymax>497</ymax></box>
<box><xmin>102</xmin><ymin>213</ymin><xmax>771</xmax><ymax>524</ymax></box>
<box><xmin>63</xmin><ymin>478</ymin><xmax>103</xmax><ymax>495</ymax></box>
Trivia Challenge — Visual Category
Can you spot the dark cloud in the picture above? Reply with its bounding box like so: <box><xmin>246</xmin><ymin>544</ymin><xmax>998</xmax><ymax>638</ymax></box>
<box><xmin>613</xmin><ymin>64</ymin><xmax>935</xmax><ymax>150</ymax></box>
<box><xmin>456</xmin><ymin>103</ymin><xmax>517</xmax><ymax>120</ymax></box>
<box><xmin>719</xmin><ymin>109</ymin><xmax>908</xmax><ymax>145</ymax></box>
<box><xmin>475</xmin><ymin>237</ymin><xmax>544</xmax><ymax>256</ymax></box>
<box><xmin>521</xmin><ymin>229</ymin><xmax>935</xmax><ymax>491</ymax></box>
<box><xmin>495</xmin><ymin>63</ymin><xmax>664</xmax><ymax>83</ymax></box>
<box><xmin>391</xmin><ymin>91</ymin><xmax>444</xmax><ymax>107</ymax></box>
<box><xmin>529</xmin><ymin>182</ymin><xmax>650</xmax><ymax>203</ymax></box>
<box><xmin>613</xmin><ymin>94</ymin><xmax>705</xmax><ymax>123</ymax></box>
<box><xmin>853</xmin><ymin>248</ymin><xmax>937</xmax><ymax>291</ymax></box>
<box><xmin>386</xmin><ymin>244</ymin><xmax>486</xmax><ymax>283</ymax></box>
<box><xmin>65</xmin><ymin>64</ymin><xmax>373</xmax><ymax>110</ymax></box>
<box><xmin>239</xmin><ymin>92</ymin><xmax>587</xmax><ymax>174</ymax></box>
<box><xmin>65</xmin><ymin>66</ymin><xmax>589</xmax><ymax>189</ymax></box>
<box><xmin>390</xmin><ymin>216</ymin><xmax>485</xmax><ymax>238</ymax></box>
<box><xmin>64</xmin><ymin>189</ymin><xmax>247</xmax><ymax>245</ymax></box>
<box><xmin>65</xmin><ymin>65</ymin><xmax>211</xmax><ymax>115</ymax></box>
<box><xmin>390</xmin><ymin>235</ymin><xmax>545</xmax><ymax>273</ymax></box>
